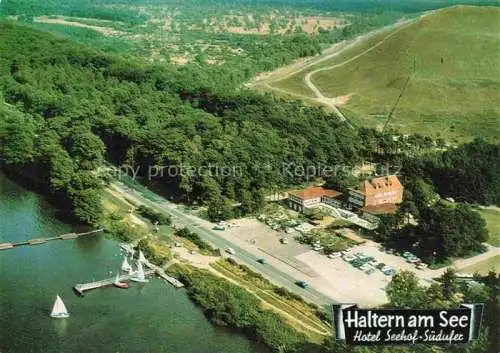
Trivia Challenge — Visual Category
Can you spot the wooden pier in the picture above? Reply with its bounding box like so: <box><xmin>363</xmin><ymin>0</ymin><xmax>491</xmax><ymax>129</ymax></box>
<box><xmin>73</xmin><ymin>270</ymin><xmax>156</xmax><ymax>296</ymax></box>
<box><xmin>73</xmin><ymin>263</ymin><xmax>182</xmax><ymax>296</ymax></box>
<box><xmin>73</xmin><ymin>245</ymin><xmax>183</xmax><ymax>296</ymax></box>
<box><xmin>0</xmin><ymin>229</ymin><xmax>104</xmax><ymax>251</ymax></box>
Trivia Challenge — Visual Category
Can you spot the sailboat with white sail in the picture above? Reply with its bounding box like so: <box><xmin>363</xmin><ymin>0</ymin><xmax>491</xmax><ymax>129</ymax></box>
<box><xmin>121</xmin><ymin>256</ymin><xmax>132</xmax><ymax>272</ymax></box>
<box><xmin>50</xmin><ymin>295</ymin><xmax>70</xmax><ymax>318</ymax></box>
<box><xmin>131</xmin><ymin>259</ymin><xmax>148</xmax><ymax>283</ymax></box>
<box><xmin>138</xmin><ymin>250</ymin><xmax>147</xmax><ymax>263</ymax></box>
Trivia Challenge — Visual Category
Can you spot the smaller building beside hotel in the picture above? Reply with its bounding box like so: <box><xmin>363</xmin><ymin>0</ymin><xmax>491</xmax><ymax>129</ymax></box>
<box><xmin>288</xmin><ymin>187</ymin><xmax>343</xmax><ymax>213</ymax></box>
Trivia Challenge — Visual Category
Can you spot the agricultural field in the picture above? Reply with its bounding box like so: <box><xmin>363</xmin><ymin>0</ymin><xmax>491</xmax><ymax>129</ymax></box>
<box><xmin>267</xmin><ymin>6</ymin><xmax>500</xmax><ymax>142</ymax></box>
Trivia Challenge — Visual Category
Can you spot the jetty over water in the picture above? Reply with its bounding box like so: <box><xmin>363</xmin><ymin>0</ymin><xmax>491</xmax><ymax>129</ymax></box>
<box><xmin>0</xmin><ymin>229</ymin><xmax>104</xmax><ymax>251</ymax></box>
<box><xmin>73</xmin><ymin>245</ymin><xmax>183</xmax><ymax>295</ymax></box>
<box><xmin>73</xmin><ymin>270</ymin><xmax>156</xmax><ymax>295</ymax></box>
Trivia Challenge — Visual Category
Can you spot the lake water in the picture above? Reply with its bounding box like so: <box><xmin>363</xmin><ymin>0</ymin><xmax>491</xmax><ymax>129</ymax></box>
<box><xmin>0</xmin><ymin>172</ymin><xmax>265</xmax><ymax>353</ymax></box>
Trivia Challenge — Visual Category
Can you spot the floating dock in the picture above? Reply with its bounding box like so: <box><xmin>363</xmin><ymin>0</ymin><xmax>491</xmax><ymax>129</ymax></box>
<box><xmin>0</xmin><ymin>229</ymin><xmax>104</xmax><ymax>251</ymax></box>
<box><xmin>0</xmin><ymin>243</ymin><xmax>14</xmax><ymax>250</ymax></box>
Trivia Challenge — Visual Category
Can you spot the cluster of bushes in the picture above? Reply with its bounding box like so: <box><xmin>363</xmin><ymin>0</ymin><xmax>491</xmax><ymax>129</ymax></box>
<box><xmin>134</xmin><ymin>238</ymin><xmax>171</xmax><ymax>266</ymax></box>
<box><xmin>106</xmin><ymin>220</ymin><xmax>146</xmax><ymax>242</ymax></box>
<box><xmin>136</xmin><ymin>205</ymin><xmax>171</xmax><ymax>225</ymax></box>
<box><xmin>174</xmin><ymin>228</ymin><xmax>218</xmax><ymax>255</ymax></box>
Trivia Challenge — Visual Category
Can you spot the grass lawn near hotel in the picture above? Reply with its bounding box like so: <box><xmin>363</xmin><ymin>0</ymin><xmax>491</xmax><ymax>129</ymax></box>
<box><xmin>478</xmin><ymin>207</ymin><xmax>500</xmax><ymax>247</ymax></box>
<box><xmin>458</xmin><ymin>255</ymin><xmax>500</xmax><ymax>276</ymax></box>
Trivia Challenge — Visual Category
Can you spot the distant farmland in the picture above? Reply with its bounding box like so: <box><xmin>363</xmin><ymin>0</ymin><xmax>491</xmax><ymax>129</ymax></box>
<box><xmin>268</xmin><ymin>6</ymin><xmax>500</xmax><ymax>142</ymax></box>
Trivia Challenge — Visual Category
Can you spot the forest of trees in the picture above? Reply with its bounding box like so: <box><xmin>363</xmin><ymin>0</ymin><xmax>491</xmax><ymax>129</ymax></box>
<box><xmin>402</xmin><ymin>139</ymin><xmax>500</xmax><ymax>206</ymax></box>
<box><xmin>1</xmin><ymin>22</ymin><xmax>499</xmax><ymax>227</ymax></box>
<box><xmin>373</xmin><ymin>138</ymin><xmax>499</xmax><ymax>262</ymax></box>
<box><xmin>0</xmin><ymin>21</ymin><xmax>367</xmax><ymax>224</ymax></box>
<box><xmin>0</xmin><ymin>3</ymin><xmax>499</xmax><ymax>353</ymax></box>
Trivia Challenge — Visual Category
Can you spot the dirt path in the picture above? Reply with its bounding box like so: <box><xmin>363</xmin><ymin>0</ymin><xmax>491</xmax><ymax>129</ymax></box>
<box><xmin>301</xmin><ymin>21</ymin><xmax>411</xmax><ymax>121</ymax></box>
<box><xmin>248</xmin><ymin>14</ymin><xmax>433</xmax><ymax>122</ymax></box>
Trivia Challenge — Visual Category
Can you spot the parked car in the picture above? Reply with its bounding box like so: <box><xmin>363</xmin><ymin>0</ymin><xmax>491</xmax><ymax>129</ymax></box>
<box><xmin>343</xmin><ymin>254</ymin><xmax>357</xmax><ymax>262</ymax></box>
<box><xmin>352</xmin><ymin>261</ymin><xmax>364</xmax><ymax>268</ymax></box>
<box><xmin>225</xmin><ymin>248</ymin><xmax>236</xmax><ymax>255</ymax></box>
<box><xmin>407</xmin><ymin>256</ymin><xmax>421</xmax><ymax>263</ymax></box>
<box><xmin>369</xmin><ymin>260</ymin><xmax>378</xmax><ymax>267</ymax></box>
<box><xmin>360</xmin><ymin>264</ymin><xmax>372</xmax><ymax>271</ymax></box>
<box><xmin>328</xmin><ymin>252</ymin><xmax>341</xmax><ymax>259</ymax></box>
<box><xmin>280</xmin><ymin>238</ymin><xmax>289</xmax><ymax>244</ymax></box>
<box><xmin>376</xmin><ymin>263</ymin><xmax>386</xmax><ymax>270</ymax></box>
<box><xmin>296</xmin><ymin>280</ymin><xmax>308</xmax><ymax>288</ymax></box>
<box><xmin>416</xmin><ymin>263</ymin><xmax>428</xmax><ymax>270</ymax></box>
<box><xmin>366</xmin><ymin>268</ymin><xmax>376</xmax><ymax>275</ymax></box>
<box><xmin>384</xmin><ymin>269</ymin><xmax>396</xmax><ymax>276</ymax></box>
<box><xmin>213</xmin><ymin>225</ymin><xmax>225</xmax><ymax>231</ymax></box>
<box><xmin>386</xmin><ymin>248</ymin><xmax>395</xmax><ymax>254</ymax></box>
<box><xmin>356</xmin><ymin>253</ymin><xmax>370</xmax><ymax>261</ymax></box>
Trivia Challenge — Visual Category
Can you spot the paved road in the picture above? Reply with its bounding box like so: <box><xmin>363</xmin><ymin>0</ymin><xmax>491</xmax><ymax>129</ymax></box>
<box><xmin>112</xmin><ymin>181</ymin><xmax>335</xmax><ymax>307</ymax></box>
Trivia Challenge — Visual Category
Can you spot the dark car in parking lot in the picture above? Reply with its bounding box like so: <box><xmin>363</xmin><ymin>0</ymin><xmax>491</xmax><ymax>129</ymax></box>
<box><xmin>296</xmin><ymin>281</ymin><xmax>308</xmax><ymax>288</ymax></box>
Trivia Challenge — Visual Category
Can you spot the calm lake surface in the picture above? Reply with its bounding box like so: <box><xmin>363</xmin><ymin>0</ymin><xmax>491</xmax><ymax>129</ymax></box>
<box><xmin>0</xmin><ymin>172</ymin><xmax>266</xmax><ymax>353</ymax></box>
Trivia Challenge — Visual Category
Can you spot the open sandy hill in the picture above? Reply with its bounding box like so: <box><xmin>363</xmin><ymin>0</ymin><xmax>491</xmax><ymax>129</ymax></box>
<box><xmin>268</xmin><ymin>6</ymin><xmax>500</xmax><ymax>142</ymax></box>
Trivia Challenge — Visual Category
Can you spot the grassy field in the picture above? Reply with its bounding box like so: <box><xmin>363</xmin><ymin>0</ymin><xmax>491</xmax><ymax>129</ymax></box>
<box><xmin>272</xmin><ymin>6</ymin><xmax>500</xmax><ymax>142</ymax></box>
<box><xmin>458</xmin><ymin>255</ymin><xmax>500</xmax><ymax>275</ymax></box>
<box><xmin>479</xmin><ymin>207</ymin><xmax>500</xmax><ymax>247</ymax></box>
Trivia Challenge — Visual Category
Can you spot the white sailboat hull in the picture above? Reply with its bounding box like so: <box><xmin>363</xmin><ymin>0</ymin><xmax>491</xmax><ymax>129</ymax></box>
<box><xmin>130</xmin><ymin>277</ymin><xmax>149</xmax><ymax>283</ymax></box>
<box><xmin>50</xmin><ymin>312</ymin><xmax>70</xmax><ymax>318</ymax></box>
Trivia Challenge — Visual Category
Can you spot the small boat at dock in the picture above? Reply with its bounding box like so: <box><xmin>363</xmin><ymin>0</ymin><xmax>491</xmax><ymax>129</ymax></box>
<box><xmin>113</xmin><ymin>274</ymin><xmax>130</xmax><ymax>289</ymax></box>
<box><xmin>50</xmin><ymin>295</ymin><xmax>70</xmax><ymax>318</ymax></box>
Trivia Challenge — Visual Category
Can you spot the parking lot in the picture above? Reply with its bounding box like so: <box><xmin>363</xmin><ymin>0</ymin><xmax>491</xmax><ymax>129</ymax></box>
<box><xmin>224</xmin><ymin>218</ymin><xmax>320</xmax><ymax>277</ymax></box>
<box><xmin>225</xmin><ymin>217</ymin><xmax>448</xmax><ymax>305</ymax></box>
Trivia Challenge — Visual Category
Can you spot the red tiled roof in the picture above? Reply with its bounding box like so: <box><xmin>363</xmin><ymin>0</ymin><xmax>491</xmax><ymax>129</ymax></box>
<box><xmin>288</xmin><ymin>187</ymin><xmax>342</xmax><ymax>200</ymax></box>
<box><xmin>360</xmin><ymin>203</ymin><xmax>398</xmax><ymax>215</ymax></box>
<box><xmin>359</xmin><ymin>175</ymin><xmax>403</xmax><ymax>196</ymax></box>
